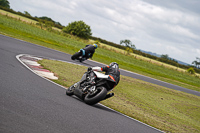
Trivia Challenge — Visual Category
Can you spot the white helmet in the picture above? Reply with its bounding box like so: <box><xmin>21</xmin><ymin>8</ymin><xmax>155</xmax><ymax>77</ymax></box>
<box><xmin>109</xmin><ymin>62</ymin><xmax>119</xmax><ymax>69</ymax></box>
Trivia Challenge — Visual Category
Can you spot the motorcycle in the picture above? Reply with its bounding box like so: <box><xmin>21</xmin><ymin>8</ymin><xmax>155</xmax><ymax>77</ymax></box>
<box><xmin>71</xmin><ymin>49</ymin><xmax>91</xmax><ymax>62</ymax></box>
<box><xmin>66</xmin><ymin>69</ymin><xmax>115</xmax><ymax>105</ymax></box>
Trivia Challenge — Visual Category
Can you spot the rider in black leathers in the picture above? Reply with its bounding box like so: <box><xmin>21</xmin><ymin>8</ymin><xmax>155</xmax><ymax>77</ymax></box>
<box><xmin>89</xmin><ymin>62</ymin><xmax>120</xmax><ymax>99</ymax></box>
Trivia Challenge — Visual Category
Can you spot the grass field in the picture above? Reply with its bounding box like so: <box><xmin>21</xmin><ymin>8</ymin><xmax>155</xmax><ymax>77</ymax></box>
<box><xmin>0</xmin><ymin>13</ymin><xmax>199</xmax><ymax>92</ymax></box>
<box><xmin>38</xmin><ymin>59</ymin><xmax>200</xmax><ymax>133</ymax></box>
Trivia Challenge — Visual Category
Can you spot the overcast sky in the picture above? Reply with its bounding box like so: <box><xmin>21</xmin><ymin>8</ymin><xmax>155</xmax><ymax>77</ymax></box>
<box><xmin>8</xmin><ymin>0</ymin><xmax>200</xmax><ymax>64</ymax></box>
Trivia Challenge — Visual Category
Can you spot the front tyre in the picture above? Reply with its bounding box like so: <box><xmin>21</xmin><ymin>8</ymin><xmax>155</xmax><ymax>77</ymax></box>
<box><xmin>84</xmin><ymin>87</ymin><xmax>107</xmax><ymax>105</ymax></box>
<box><xmin>71</xmin><ymin>52</ymin><xmax>82</xmax><ymax>60</ymax></box>
<box><xmin>66</xmin><ymin>85</ymin><xmax>75</xmax><ymax>96</ymax></box>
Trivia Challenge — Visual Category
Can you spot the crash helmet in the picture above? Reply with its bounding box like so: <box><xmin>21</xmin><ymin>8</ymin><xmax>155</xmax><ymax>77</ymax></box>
<box><xmin>109</xmin><ymin>62</ymin><xmax>119</xmax><ymax>69</ymax></box>
<box><xmin>93</xmin><ymin>44</ymin><xmax>98</xmax><ymax>49</ymax></box>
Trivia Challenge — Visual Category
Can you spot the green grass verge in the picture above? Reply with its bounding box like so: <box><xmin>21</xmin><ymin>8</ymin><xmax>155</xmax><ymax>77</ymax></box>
<box><xmin>0</xmin><ymin>13</ymin><xmax>200</xmax><ymax>92</ymax></box>
<box><xmin>38</xmin><ymin>59</ymin><xmax>200</xmax><ymax>133</ymax></box>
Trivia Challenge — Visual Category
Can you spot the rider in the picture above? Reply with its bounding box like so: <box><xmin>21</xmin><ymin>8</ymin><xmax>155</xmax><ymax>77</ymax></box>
<box><xmin>89</xmin><ymin>62</ymin><xmax>120</xmax><ymax>99</ymax></box>
<box><xmin>79</xmin><ymin>44</ymin><xmax>98</xmax><ymax>62</ymax></box>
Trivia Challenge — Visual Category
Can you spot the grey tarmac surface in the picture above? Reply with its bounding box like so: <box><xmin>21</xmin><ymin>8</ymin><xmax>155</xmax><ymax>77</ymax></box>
<box><xmin>0</xmin><ymin>34</ymin><xmax>196</xmax><ymax>133</ymax></box>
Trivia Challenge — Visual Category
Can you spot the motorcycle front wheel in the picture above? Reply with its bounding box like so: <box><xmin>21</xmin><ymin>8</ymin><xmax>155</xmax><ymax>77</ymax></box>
<box><xmin>84</xmin><ymin>87</ymin><xmax>107</xmax><ymax>105</ymax></box>
<box><xmin>66</xmin><ymin>85</ymin><xmax>75</xmax><ymax>96</ymax></box>
<box><xmin>71</xmin><ymin>52</ymin><xmax>82</xmax><ymax>60</ymax></box>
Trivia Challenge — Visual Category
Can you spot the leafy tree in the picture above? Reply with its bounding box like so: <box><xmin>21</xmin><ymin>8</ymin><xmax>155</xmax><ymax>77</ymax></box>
<box><xmin>35</xmin><ymin>16</ymin><xmax>64</xmax><ymax>29</ymax></box>
<box><xmin>24</xmin><ymin>11</ymin><xmax>31</xmax><ymax>16</ymax></box>
<box><xmin>192</xmin><ymin>57</ymin><xmax>200</xmax><ymax>69</ymax></box>
<box><xmin>125</xmin><ymin>47</ymin><xmax>133</xmax><ymax>55</ymax></box>
<box><xmin>39</xmin><ymin>16</ymin><xmax>54</xmax><ymax>22</ymax></box>
<box><xmin>161</xmin><ymin>54</ymin><xmax>169</xmax><ymax>60</ymax></box>
<box><xmin>44</xmin><ymin>21</ymin><xmax>54</xmax><ymax>27</ymax></box>
<box><xmin>120</xmin><ymin>39</ymin><xmax>136</xmax><ymax>49</ymax></box>
<box><xmin>120</xmin><ymin>39</ymin><xmax>136</xmax><ymax>55</ymax></box>
<box><xmin>187</xmin><ymin>67</ymin><xmax>195</xmax><ymax>74</ymax></box>
<box><xmin>62</xmin><ymin>20</ymin><xmax>92</xmax><ymax>39</ymax></box>
<box><xmin>0</xmin><ymin>0</ymin><xmax>10</xmax><ymax>8</ymax></box>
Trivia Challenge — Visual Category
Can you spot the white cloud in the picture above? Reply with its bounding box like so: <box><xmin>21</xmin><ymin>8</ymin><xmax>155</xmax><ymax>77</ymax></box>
<box><xmin>197</xmin><ymin>49</ymin><xmax>200</xmax><ymax>54</ymax></box>
<box><xmin>163</xmin><ymin>24</ymin><xmax>199</xmax><ymax>40</ymax></box>
<box><xmin>166</xmin><ymin>45</ymin><xmax>183</xmax><ymax>55</ymax></box>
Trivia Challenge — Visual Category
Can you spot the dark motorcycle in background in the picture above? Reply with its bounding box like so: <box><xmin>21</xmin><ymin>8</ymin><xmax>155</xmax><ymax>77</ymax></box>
<box><xmin>66</xmin><ymin>69</ymin><xmax>115</xmax><ymax>105</ymax></box>
<box><xmin>71</xmin><ymin>49</ymin><xmax>90</xmax><ymax>62</ymax></box>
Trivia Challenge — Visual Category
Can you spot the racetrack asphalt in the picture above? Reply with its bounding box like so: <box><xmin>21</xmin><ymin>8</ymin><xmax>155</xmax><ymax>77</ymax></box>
<box><xmin>0</xmin><ymin>34</ymin><xmax>198</xmax><ymax>132</ymax></box>
<box><xmin>0</xmin><ymin>34</ymin><xmax>165</xmax><ymax>133</ymax></box>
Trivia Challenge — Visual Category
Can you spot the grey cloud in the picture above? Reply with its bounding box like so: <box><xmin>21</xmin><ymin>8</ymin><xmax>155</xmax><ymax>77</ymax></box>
<box><xmin>142</xmin><ymin>0</ymin><xmax>200</xmax><ymax>14</ymax></box>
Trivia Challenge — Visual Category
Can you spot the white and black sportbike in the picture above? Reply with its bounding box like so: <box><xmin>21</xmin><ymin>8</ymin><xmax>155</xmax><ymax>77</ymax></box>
<box><xmin>66</xmin><ymin>68</ymin><xmax>115</xmax><ymax>105</ymax></box>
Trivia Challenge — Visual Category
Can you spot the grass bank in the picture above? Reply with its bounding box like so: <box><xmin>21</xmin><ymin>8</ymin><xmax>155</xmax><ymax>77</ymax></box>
<box><xmin>0</xmin><ymin>12</ymin><xmax>200</xmax><ymax>92</ymax></box>
<box><xmin>39</xmin><ymin>59</ymin><xmax>200</xmax><ymax>133</ymax></box>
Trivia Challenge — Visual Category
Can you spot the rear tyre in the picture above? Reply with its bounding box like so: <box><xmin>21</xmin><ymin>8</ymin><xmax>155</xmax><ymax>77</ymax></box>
<box><xmin>71</xmin><ymin>52</ymin><xmax>82</xmax><ymax>60</ymax></box>
<box><xmin>66</xmin><ymin>85</ymin><xmax>75</xmax><ymax>96</ymax></box>
<box><xmin>84</xmin><ymin>87</ymin><xmax>107</xmax><ymax>105</ymax></box>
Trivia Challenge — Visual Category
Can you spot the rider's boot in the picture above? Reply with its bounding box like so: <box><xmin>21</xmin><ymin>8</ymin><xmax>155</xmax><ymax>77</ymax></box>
<box><xmin>79</xmin><ymin>57</ymin><xmax>86</xmax><ymax>62</ymax></box>
<box><xmin>82</xmin><ymin>57</ymin><xmax>86</xmax><ymax>62</ymax></box>
<box><xmin>104</xmin><ymin>93</ymin><xmax>114</xmax><ymax>100</ymax></box>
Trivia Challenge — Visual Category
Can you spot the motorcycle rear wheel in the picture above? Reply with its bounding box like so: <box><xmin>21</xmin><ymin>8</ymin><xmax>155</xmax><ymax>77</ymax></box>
<box><xmin>84</xmin><ymin>87</ymin><xmax>107</xmax><ymax>105</ymax></box>
<box><xmin>71</xmin><ymin>52</ymin><xmax>82</xmax><ymax>60</ymax></box>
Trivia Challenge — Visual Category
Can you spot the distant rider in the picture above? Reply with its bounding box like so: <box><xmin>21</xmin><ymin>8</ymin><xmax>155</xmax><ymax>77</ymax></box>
<box><xmin>88</xmin><ymin>62</ymin><xmax>120</xmax><ymax>99</ymax></box>
<box><xmin>79</xmin><ymin>44</ymin><xmax>98</xmax><ymax>62</ymax></box>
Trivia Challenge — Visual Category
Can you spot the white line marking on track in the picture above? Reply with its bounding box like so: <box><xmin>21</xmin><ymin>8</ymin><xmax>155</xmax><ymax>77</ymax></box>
<box><xmin>16</xmin><ymin>54</ymin><xmax>164</xmax><ymax>133</ymax></box>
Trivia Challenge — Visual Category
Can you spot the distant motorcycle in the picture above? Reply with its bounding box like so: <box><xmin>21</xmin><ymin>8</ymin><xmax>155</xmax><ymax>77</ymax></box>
<box><xmin>66</xmin><ymin>69</ymin><xmax>115</xmax><ymax>105</ymax></box>
<box><xmin>71</xmin><ymin>50</ymin><xmax>90</xmax><ymax>62</ymax></box>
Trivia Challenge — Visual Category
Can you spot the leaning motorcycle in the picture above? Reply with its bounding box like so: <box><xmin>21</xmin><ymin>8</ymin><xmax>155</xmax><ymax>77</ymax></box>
<box><xmin>66</xmin><ymin>69</ymin><xmax>115</xmax><ymax>105</ymax></box>
<box><xmin>71</xmin><ymin>49</ymin><xmax>90</xmax><ymax>62</ymax></box>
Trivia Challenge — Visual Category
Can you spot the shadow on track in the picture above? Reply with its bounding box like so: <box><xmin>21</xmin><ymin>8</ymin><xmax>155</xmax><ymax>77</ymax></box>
<box><xmin>67</xmin><ymin>94</ymin><xmax>119</xmax><ymax>114</ymax></box>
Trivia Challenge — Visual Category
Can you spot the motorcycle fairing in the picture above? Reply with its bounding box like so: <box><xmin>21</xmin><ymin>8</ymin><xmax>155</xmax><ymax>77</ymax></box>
<box><xmin>93</xmin><ymin>71</ymin><xmax>109</xmax><ymax>79</ymax></box>
<box><xmin>93</xmin><ymin>71</ymin><xmax>116</xmax><ymax>84</ymax></box>
<box><xmin>73</xmin><ymin>82</ymin><xmax>85</xmax><ymax>100</ymax></box>
<box><xmin>80</xmin><ymin>72</ymin><xmax>87</xmax><ymax>82</ymax></box>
